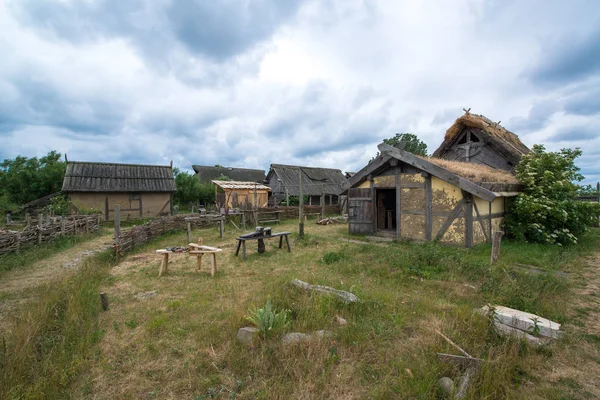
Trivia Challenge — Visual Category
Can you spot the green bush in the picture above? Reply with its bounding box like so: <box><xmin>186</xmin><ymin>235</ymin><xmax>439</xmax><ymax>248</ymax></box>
<box><xmin>505</xmin><ymin>145</ymin><xmax>600</xmax><ymax>245</ymax></box>
<box><xmin>45</xmin><ymin>195</ymin><xmax>73</xmax><ymax>215</ymax></box>
<box><xmin>322</xmin><ymin>251</ymin><xmax>345</xmax><ymax>264</ymax></box>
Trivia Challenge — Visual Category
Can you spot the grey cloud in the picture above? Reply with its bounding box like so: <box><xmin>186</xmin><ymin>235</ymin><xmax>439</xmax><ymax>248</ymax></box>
<box><xmin>529</xmin><ymin>26</ymin><xmax>600</xmax><ymax>86</ymax></box>
<box><xmin>507</xmin><ymin>101</ymin><xmax>560</xmax><ymax>132</ymax></box>
<box><xmin>564</xmin><ymin>85</ymin><xmax>600</xmax><ymax>116</ymax></box>
<box><xmin>547</xmin><ymin>125</ymin><xmax>600</xmax><ymax>142</ymax></box>
<box><xmin>432</xmin><ymin>108</ymin><xmax>461</xmax><ymax>125</ymax></box>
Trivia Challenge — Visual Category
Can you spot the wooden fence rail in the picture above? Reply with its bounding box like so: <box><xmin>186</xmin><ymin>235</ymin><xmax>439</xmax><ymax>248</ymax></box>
<box><xmin>114</xmin><ymin>214</ymin><xmax>223</xmax><ymax>256</ymax></box>
<box><xmin>0</xmin><ymin>215</ymin><xmax>101</xmax><ymax>255</ymax></box>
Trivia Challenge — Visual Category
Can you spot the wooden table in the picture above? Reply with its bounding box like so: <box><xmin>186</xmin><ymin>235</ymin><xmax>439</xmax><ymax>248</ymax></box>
<box><xmin>235</xmin><ymin>231</ymin><xmax>291</xmax><ymax>260</ymax></box>
<box><xmin>156</xmin><ymin>244</ymin><xmax>223</xmax><ymax>277</ymax></box>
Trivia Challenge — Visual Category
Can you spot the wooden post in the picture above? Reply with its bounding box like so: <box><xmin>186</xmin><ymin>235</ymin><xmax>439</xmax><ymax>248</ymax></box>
<box><xmin>285</xmin><ymin>188</ymin><xmax>289</xmax><ymax>207</ymax></box>
<box><xmin>37</xmin><ymin>213</ymin><xmax>43</xmax><ymax>244</ymax></box>
<box><xmin>73</xmin><ymin>216</ymin><xmax>78</xmax><ymax>234</ymax></box>
<box><xmin>424</xmin><ymin>174</ymin><xmax>432</xmax><ymax>241</ymax></box>
<box><xmin>114</xmin><ymin>205</ymin><xmax>121</xmax><ymax>256</ymax></box>
<box><xmin>100</xmin><ymin>292</ymin><xmax>109</xmax><ymax>311</ymax></box>
<box><xmin>490</xmin><ymin>230</ymin><xmax>504</xmax><ymax>265</ymax></box>
<box><xmin>187</xmin><ymin>222</ymin><xmax>192</xmax><ymax>243</ymax></box>
<box><xmin>395</xmin><ymin>167</ymin><xmax>401</xmax><ymax>240</ymax></box>
<box><xmin>488</xmin><ymin>202</ymin><xmax>493</xmax><ymax>242</ymax></box>
<box><xmin>464</xmin><ymin>193</ymin><xmax>473</xmax><ymax>248</ymax></box>
<box><xmin>299</xmin><ymin>170</ymin><xmax>304</xmax><ymax>238</ymax></box>
<box><xmin>211</xmin><ymin>253</ymin><xmax>217</xmax><ymax>277</ymax></box>
<box><xmin>253</xmin><ymin>184</ymin><xmax>258</xmax><ymax>210</ymax></box>
<box><xmin>85</xmin><ymin>217</ymin><xmax>89</xmax><ymax>233</ymax></box>
<box><xmin>321</xmin><ymin>182</ymin><xmax>325</xmax><ymax>220</ymax></box>
<box><xmin>370</xmin><ymin>174</ymin><xmax>376</xmax><ymax>233</ymax></box>
<box><xmin>196</xmin><ymin>254</ymin><xmax>203</xmax><ymax>272</ymax></box>
<box><xmin>219</xmin><ymin>217</ymin><xmax>224</xmax><ymax>238</ymax></box>
<box><xmin>61</xmin><ymin>218</ymin><xmax>66</xmax><ymax>236</ymax></box>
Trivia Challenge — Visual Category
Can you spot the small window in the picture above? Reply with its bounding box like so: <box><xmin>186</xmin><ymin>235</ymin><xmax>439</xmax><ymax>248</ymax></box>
<box><xmin>129</xmin><ymin>193</ymin><xmax>141</xmax><ymax>200</ymax></box>
<box><xmin>471</xmin><ymin>133</ymin><xmax>480</xmax><ymax>142</ymax></box>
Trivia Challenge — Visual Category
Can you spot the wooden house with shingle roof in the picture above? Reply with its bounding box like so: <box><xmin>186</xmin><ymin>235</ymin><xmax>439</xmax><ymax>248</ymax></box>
<box><xmin>266</xmin><ymin>164</ymin><xmax>347</xmax><ymax>206</ymax></box>
<box><xmin>62</xmin><ymin>161</ymin><xmax>176</xmax><ymax>221</ymax></box>
<box><xmin>192</xmin><ymin>165</ymin><xmax>265</xmax><ymax>184</ymax></box>
<box><xmin>432</xmin><ymin>113</ymin><xmax>530</xmax><ymax>172</ymax></box>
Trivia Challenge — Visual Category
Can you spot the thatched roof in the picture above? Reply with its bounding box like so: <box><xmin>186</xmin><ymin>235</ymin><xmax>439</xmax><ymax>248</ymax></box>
<box><xmin>62</xmin><ymin>162</ymin><xmax>176</xmax><ymax>192</ymax></box>
<box><xmin>212</xmin><ymin>180</ymin><xmax>271</xmax><ymax>191</ymax></box>
<box><xmin>192</xmin><ymin>165</ymin><xmax>265</xmax><ymax>184</ymax></box>
<box><xmin>424</xmin><ymin>157</ymin><xmax>520</xmax><ymax>184</ymax></box>
<box><xmin>432</xmin><ymin>113</ymin><xmax>530</xmax><ymax>164</ymax></box>
<box><xmin>267</xmin><ymin>164</ymin><xmax>347</xmax><ymax>196</ymax></box>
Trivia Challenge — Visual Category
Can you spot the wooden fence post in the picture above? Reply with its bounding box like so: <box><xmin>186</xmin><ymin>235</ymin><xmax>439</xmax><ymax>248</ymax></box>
<box><xmin>321</xmin><ymin>182</ymin><xmax>325</xmax><ymax>220</ymax></box>
<box><xmin>490</xmin><ymin>230</ymin><xmax>503</xmax><ymax>266</ymax></box>
<box><xmin>100</xmin><ymin>292</ymin><xmax>109</xmax><ymax>311</ymax></box>
<box><xmin>61</xmin><ymin>218</ymin><xmax>66</xmax><ymax>235</ymax></box>
<box><xmin>114</xmin><ymin>205</ymin><xmax>121</xmax><ymax>257</ymax></box>
<box><xmin>299</xmin><ymin>171</ymin><xmax>304</xmax><ymax>238</ymax></box>
<box><xmin>37</xmin><ymin>213</ymin><xmax>43</xmax><ymax>245</ymax></box>
<box><xmin>187</xmin><ymin>222</ymin><xmax>192</xmax><ymax>243</ymax></box>
<box><xmin>16</xmin><ymin>232</ymin><xmax>20</xmax><ymax>253</ymax></box>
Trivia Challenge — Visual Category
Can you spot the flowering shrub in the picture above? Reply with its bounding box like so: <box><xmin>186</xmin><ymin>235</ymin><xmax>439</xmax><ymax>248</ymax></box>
<box><xmin>505</xmin><ymin>145</ymin><xmax>600</xmax><ymax>245</ymax></box>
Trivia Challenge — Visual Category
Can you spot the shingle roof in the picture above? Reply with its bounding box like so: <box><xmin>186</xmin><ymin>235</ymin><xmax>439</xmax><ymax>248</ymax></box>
<box><xmin>192</xmin><ymin>165</ymin><xmax>266</xmax><ymax>183</ymax></box>
<box><xmin>267</xmin><ymin>164</ymin><xmax>347</xmax><ymax>196</ymax></box>
<box><xmin>211</xmin><ymin>180</ymin><xmax>271</xmax><ymax>191</ymax></box>
<box><xmin>62</xmin><ymin>162</ymin><xmax>176</xmax><ymax>192</ymax></box>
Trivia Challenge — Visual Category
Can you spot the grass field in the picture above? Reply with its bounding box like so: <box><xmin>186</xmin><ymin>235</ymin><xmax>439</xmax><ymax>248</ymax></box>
<box><xmin>1</xmin><ymin>220</ymin><xmax>599</xmax><ymax>399</ymax></box>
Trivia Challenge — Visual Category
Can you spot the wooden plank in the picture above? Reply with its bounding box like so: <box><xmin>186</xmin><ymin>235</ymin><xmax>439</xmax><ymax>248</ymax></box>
<box><xmin>395</xmin><ymin>167</ymin><xmax>401</xmax><ymax>240</ymax></box>
<box><xmin>490</xmin><ymin>230</ymin><xmax>503</xmax><ymax>265</ymax></box>
<box><xmin>473</xmin><ymin>200</ymin><xmax>490</xmax><ymax>243</ymax></box>
<box><xmin>378</xmin><ymin>143</ymin><xmax>497</xmax><ymax>202</ymax></box>
<box><xmin>425</xmin><ymin>174</ymin><xmax>432</xmax><ymax>241</ymax></box>
<box><xmin>481</xmin><ymin>305</ymin><xmax>561</xmax><ymax>339</ymax></box>
<box><xmin>436</xmin><ymin>353</ymin><xmax>483</xmax><ymax>368</ymax></box>
<box><xmin>371</xmin><ymin>177</ymin><xmax>376</xmax><ymax>233</ymax></box>
<box><xmin>435</xmin><ymin>199</ymin><xmax>465</xmax><ymax>241</ymax></box>
<box><xmin>464</xmin><ymin>192</ymin><xmax>473</xmax><ymax>248</ymax></box>
<box><xmin>488</xmin><ymin>202</ymin><xmax>493</xmax><ymax>241</ymax></box>
<box><xmin>344</xmin><ymin>154</ymin><xmax>393</xmax><ymax>191</ymax></box>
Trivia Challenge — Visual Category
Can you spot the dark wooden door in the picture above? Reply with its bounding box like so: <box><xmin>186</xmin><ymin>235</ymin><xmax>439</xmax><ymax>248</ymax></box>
<box><xmin>348</xmin><ymin>188</ymin><xmax>374</xmax><ymax>234</ymax></box>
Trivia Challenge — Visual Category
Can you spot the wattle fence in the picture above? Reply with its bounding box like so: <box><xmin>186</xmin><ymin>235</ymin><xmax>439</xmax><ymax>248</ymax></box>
<box><xmin>0</xmin><ymin>215</ymin><xmax>101</xmax><ymax>255</ymax></box>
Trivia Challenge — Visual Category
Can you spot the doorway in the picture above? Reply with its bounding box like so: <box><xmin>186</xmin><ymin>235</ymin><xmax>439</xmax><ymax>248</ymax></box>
<box><xmin>376</xmin><ymin>189</ymin><xmax>396</xmax><ymax>231</ymax></box>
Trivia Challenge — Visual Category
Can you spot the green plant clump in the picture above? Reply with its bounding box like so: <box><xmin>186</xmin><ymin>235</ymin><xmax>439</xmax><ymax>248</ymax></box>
<box><xmin>505</xmin><ymin>145</ymin><xmax>600</xmax><ymax>245</ymax></box>
<box><xmin>244</xmin><ymin>297</ymin><xmax>290</xmax><ymax>338</ymax></box>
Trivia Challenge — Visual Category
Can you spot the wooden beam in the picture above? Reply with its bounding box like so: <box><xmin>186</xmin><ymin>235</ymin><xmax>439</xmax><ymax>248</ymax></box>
<box><xmin>473</xmin><ymin>200</ymin><xmax>490</xmax><ymax>243</ymax></box>
<box><xmin>425</xmin><ymin>174</ymin><xmax>432</xmax><ymax>241</ymax></box>
<box><xmin>435</xmin><ymin>199</ymin><xmax>465</xmax><ymax>241</ymax></box>
<box><xmin>395</xmin><ymin>166</ymin><xmax>401</xmax><ymax>240</ymax></box>
<box><xmin>464</xmin><ymin>192</ymin><xmax>473</xmax><ymax>248</ymax></box>
<box><xmin>343</xmin><ymin>154</ymin><xmax>393</xmax><ymax>192</ymax></box>
<box><xmin>378</xmin><ymin>143</ymin><xmax>497</xmax><ymax>202</ymax></box>
<box><xmin>371</xmin><ymin>177</ymin><xmax>377</xmax><ymax>233</ymax></box>
<box><xmin>437</xmin><ymin>353</ymin><xmax>483</xmax><ymax>368</ymax></box>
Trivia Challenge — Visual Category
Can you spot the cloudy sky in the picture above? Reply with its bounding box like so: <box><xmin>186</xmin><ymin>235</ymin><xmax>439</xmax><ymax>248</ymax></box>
<box><xmin>1</xmin><ymin>0</ymin><xmax>599</xmax><ymax>183</ymax></box>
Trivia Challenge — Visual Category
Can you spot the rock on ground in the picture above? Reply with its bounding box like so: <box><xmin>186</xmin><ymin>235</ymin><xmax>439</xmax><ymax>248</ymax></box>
<box><xmin>438</xmin><ymin>377</ymin><xmax>454</xmax><ymax>397</ymax></box>
<box><xmin>237</xmin><ymin>327</ymin><xmax>260</xmax><ymax>345</ymax></box>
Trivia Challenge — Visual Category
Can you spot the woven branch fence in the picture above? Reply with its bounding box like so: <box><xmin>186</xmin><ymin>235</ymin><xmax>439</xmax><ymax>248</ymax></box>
<box><xmin>0</xmin><ymin>215</ymin><xmax>101</xmax><ymax>255</ymax></box>
<box><xmin>115</xmin><ymin>214</ymin><xmax>222</xmax><ymax>256</ymax></box>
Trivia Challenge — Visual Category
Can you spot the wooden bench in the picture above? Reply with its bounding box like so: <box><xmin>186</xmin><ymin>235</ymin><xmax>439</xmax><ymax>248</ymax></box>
<box><xmin>304</xmin><ymin>212</ymin><xmax>321</xmax><ymax>221</ymax></box>
<box><xmin>235</xmin><ymin>231</ymin><xmax>291</xmax><ymax>260</ymax></box>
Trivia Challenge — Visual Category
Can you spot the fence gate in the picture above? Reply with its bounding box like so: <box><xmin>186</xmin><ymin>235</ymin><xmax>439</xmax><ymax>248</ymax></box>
<box><xmin>348</xmin><ymin>188</ymin><xmax>374</xmax><ymax>234</ymax></box>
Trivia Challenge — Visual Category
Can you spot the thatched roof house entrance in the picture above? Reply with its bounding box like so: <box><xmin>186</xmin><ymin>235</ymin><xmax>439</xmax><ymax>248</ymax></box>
<box><xmin>212</xmin><ymin>180</ymin><xmax>271</xmax><ymax>209</ymax></box>
<box><xmin>62</xmin><ymin>161</ymin><xmax>176</xmax><ymax>221</ymax></box>
<box><xmin>432</xmin><ymin>113</ymin><xmax>530</xmax><ymax>171</ymax></box>
<box><xmin>344</xmin><ymin>143</ymin><xmax>522</xmax><ymax>247</ymax></box>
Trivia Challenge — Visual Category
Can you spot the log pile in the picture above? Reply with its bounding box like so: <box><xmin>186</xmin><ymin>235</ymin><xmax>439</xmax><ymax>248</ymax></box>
<box><xmin>0</xmin><ymin>215</ymin><xmax>101</xmax><ymax>255</ymax></box>
<box><xmin>116</xmin><ymin>214</ymin><xmax>221</xmax><ymax>256</ymax></box>
<box><xmin>316</xmin><ymin>216</ymin><xmax>348</xmax><ymax>225</ymax></box>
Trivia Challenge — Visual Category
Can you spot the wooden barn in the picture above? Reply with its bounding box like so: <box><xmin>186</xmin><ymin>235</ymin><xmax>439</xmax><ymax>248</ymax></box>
<box><xmin>62</xmin><ymin>161</ymin><xmax>176</xmax><ymax>221</ymax></box>
<box><xmin>432</xmin><ymin>112</ymin><xmax>530</xmax><ymax>171</ymax></box>
<box><xmin>266</xmin><ymin>164</ymin><xmax>347</xmax><ymax>206</ymax></box>
<box><xmin>192</xmin><ymin>165</ymin><xmax>265</xmax><ymax>184</ymax></box>
<box><xmin>344</xmin><ymin>143</ymin><xmax>522</xmax><ymax>247</ymax></box>
<box><xmin>212</xmin><ymin>180</ymin><xmax>271</xmax><ymax>209</ymax></box>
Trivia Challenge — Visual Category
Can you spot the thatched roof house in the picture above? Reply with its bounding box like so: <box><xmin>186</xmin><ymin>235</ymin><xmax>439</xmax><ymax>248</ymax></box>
<box><xmin>192</xmin><ymin>165</ymin><xmax>265</xmax><ymax>184</ymax></box>
<box><xmin>266</xmin><ymin>164</ymin><xmax>347</xmax><ymax>206</ymax></box>
<box><xmin>62</xmin><ymin>161</ymin><xmax>176</xmax><ymax>220</ymax></box>
<box><xmin>432</xmin><ymin>113</ymin><xmax>530</xmax><ymax>172</ymax></box>
<box><xmin>343</xmin><ymin>143</ymin><xmax>522</xmax><ymax>247</ymax></box>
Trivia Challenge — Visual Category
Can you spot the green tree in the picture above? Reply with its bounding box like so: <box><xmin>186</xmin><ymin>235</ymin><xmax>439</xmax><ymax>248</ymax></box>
<box><xmin>172</xmin><ymin>168</ymin><xmax>214</xmax><ymax>208</ymax></box>
<box><xmin>0</xmin><ymin>151</ymin><xmax>66</xmax><ymax>208</ymax></box>
<box><xmin>504</xmin><ymin>145</ymin><xmax>600</xmax><ymax>245</ymax></box>
<box><xmin>370</xmin><ymin>133</ymin><xmax>428</xmax><ymax>162</ymax></box>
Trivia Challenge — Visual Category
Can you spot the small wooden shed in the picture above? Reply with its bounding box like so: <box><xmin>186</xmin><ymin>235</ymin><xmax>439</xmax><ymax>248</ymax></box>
<box><xmin>344</xmin><ymin>143</ymin><xmax>522</xmax><ymax>247</ymax></box>
<box><xmin>432</xmin><ymin>113</ymin><xmax>530</xmax><ymax>172</ymax></box>
<box><xmin>212</xmin><ymin>180</ymin><xmax>271</xmax><ymax>209</ymax></box>
<box><xmin>62</xmin><ymin>161</ymin><xmax>176</xmax><ymax>221</ymax></box>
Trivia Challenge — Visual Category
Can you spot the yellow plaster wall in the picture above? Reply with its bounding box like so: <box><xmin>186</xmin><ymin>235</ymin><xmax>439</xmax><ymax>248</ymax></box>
<box><xmin>69</xmin><ymin>192</ymin><xmax>171</xmax><ymax>221</ymax></box>
<box><xmin>474</xmin><ymin>196</ymin><xmax>504</xmax><ymax>216</ymax></box>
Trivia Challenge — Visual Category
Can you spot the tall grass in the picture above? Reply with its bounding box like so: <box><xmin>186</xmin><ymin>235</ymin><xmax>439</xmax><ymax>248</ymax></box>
<box><xmin>0</xmin><ymin>250</ymin><xmax>116</xmax><ymax>399</ymax></box>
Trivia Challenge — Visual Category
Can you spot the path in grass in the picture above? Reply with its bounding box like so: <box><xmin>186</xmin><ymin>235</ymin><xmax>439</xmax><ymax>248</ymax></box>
<box><xmin>0</xmin><ymin>232</ymin><xmax>114</xmax><ymax>330</ymax></box>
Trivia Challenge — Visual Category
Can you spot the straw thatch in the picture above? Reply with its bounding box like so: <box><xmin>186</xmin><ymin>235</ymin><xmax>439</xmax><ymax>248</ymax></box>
<box><xmin>424</xmin><ymin>157</ymin><xmax>521</xmax><ymax>184</ymax></box>
<box><xmin>432</xmin><ymin>113</ymin><xmax>530</xmax><ymax>164</ymax></box>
